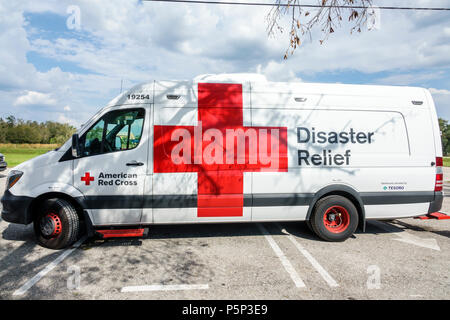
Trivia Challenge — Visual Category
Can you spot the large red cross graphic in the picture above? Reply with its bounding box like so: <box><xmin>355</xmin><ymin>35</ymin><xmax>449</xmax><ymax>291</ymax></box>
<box><xmin>154</xmin><ymin>83</ymin><xmax>288</xmax><ymax>217</ymax></box>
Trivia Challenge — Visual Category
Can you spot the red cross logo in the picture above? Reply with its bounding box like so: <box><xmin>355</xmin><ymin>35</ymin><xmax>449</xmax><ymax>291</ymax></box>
<box><xmin>154</xmin><ymin>83</ymin><xmax>288</xmax><ymax>217</ymax></box>
<box><xmin>81</xmin><ymin>172</ymin><xmax>95</xmax><ymax>186</ymax></box>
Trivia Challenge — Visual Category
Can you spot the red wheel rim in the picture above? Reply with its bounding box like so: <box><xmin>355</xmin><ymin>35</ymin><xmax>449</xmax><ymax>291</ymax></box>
<box><xmin>40</xmin><ymin>213</ymin><xmax>62</xmax><ymax>237</ymax></box>
<box><xmin>323</xmin><ymin>205</ymin><xmax>350</xmax><ymax>233</ymax></box>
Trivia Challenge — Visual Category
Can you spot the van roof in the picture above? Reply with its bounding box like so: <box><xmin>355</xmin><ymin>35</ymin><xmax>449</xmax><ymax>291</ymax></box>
<box><xmin>106</xmin><ymin>73</ymin><xmax>428</xmax><ymax>108</ymax></box>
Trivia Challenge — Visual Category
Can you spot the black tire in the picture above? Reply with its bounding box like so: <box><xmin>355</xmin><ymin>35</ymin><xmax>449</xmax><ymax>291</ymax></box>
<box><xmin>33</xmin><ymin>199</ymin><xmax>80</xmax><ymax>250</ymax></box>
<box><xmin>305</xmin><ymin>219</ymin><xmax>313</xmax><ymax>233</ymax></box>
<box><xmin>310</xmin><ymin>195</ymin><xmax>359</xmax><ymax>242</ymax></box>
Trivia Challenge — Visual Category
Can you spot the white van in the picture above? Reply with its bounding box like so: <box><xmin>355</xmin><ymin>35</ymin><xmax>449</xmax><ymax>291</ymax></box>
<box><xmin>1</xmin><ymin>74</ymin><xmax>443</xmax><ymax>249</ymax></box>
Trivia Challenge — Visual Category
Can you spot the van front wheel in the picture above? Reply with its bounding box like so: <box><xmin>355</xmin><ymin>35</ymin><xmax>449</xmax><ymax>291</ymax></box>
<box><xmin>310</xmin><ymin>195</ymin><xmax>358</xmax><ymax>242</ymax></box>
<box><xmin>33</xmin><ymin>199</ymin><xmax>80</xmax><ymax>250</ymax></box>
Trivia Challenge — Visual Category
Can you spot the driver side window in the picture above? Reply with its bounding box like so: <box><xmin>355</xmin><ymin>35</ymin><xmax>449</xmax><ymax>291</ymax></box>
<box><xmin>84</xmin><ymin>119</ymin><xmax>105</xmax><ymax>156</ymax></box>
<box><xmin>82</xmin><ymin>108</ymin><xmax>145</xmax><ymax>157</ymax></box>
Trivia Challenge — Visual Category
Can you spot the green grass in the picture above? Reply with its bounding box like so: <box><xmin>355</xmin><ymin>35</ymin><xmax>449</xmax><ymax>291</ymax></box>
<box><xmin>0</xmin><ymin>144</ymin><xmax>59</xmax><ymax>168</ymax></box>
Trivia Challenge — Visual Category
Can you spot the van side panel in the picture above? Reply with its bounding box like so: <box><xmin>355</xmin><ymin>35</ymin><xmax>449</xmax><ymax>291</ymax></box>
<box><xmin>145</xmin><ymin>81</ymin><xmax>438</xmax><ymax>223</ymax></box>
<box><xmin>150</xmin><ymin>81</ymin><xmax>199</xmax><ymax>223</ymax></box>
<box><xmin>250</xmin><ymin>83</ymin><xmax>436</xmax><ymax>221</ymax></box>
<box><xmin>151</xmin><ymin>81</ymin><xmax>254</xmax><ymax>223</ymax></box>
<box><xmin>364</xmin><ymin>92</ymin><xmax>438</xmax><ymax>219</ymax></box>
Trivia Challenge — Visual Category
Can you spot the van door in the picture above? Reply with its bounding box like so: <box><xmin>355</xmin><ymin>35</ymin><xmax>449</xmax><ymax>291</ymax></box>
<box><xmin>73</xmin><ymin>106</ymin><xmax>149</xmax><ymax>226</ymax></box>
<box><xmin>152</xmin><ymin>81</ymin><xmax>252</xmax><ymax>223</ymax></box>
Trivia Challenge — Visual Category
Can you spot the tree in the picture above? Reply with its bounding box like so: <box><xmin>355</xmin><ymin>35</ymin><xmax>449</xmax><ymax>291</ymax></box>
<box><xmin>266</xmin><ymin>0</ymin><xmax>375</xmax><ymax>58</ymax></box>
<box><xmin>439</xmin><ymin>118</ymin><xmax>450</xmax><ymax>156</ymax></box>
<box><xmin>0</xmin><ymin>116</ymin><xmax>76</xmax><ymax>145</ymax></box>
<box><xmin>0</xmin><ymin>118</ymin><xmax>6</xmax><ymax>143</ymax></box>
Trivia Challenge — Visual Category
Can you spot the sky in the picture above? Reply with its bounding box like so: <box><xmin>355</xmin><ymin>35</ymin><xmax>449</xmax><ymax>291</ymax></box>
<box><xmin>0</xmin><ymin>0</ymin><xmax>449</xmax><ymax>127</ymax></box>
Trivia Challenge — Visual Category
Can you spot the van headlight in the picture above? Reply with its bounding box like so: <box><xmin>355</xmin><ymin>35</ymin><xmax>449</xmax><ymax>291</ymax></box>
<box><xmin>6</xmin><ymin>170</ymin><xmax>23</xmax><ymax>190</ymax></box>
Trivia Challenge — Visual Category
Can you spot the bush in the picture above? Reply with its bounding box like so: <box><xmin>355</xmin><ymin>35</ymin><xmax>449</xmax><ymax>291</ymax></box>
<box><xmin>439</xmin><ymin>118</ymin><xmax>450</xmax><ymax>156</ymax></box>
<box><xmin>0</xmin><ymin>116</ymin><xmax>76</xmax><ymax>144</ymax></box>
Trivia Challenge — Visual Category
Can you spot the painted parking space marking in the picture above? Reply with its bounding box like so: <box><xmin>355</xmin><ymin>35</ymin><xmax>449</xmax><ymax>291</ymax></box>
<box><xmin>256</xmin><ymin>223</ymin><xmax>306</xmax><ymax>288</ymax></box>
<box><xmin>276</xmin><ymin>223</ymin><xmax>339</xmax><ymax>288</ymax></box>
<box><xmin>13</xmin><ymin>235</ymin><xmax>87</xmax><ymax>296</ymax></box>
<box><xmin>121</xmin><ymin>284</ymin><xmax>209</xmax><ymax>292</ymax></box>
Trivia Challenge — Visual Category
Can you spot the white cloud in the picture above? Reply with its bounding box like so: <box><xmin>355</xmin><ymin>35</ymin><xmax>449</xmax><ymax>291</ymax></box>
<box><xmin>429</xmin><ymin>88</ymin><xmax>450</xmax><ymax>95</ymax></box>
<box><xmin>376</xmin><ymin>72</ymin><xmax>446</xmax><ymax>86</ymax></box>
<box><xmin>1</xmin><ymin>0</ymin><xmax>450</xmax><ymax>124</ymax></box>
<box><xmin>14</xmin><ymin>91</ymin><xmax>57</xmax><ymax>107</ymax></box>
<box><xmin>256</xmin><ymin>61</ymin><xmax>302</xmax><ymax>82</ymax></box>
<box><xmin>429</xmin><ymin>88</ymin><xmax>450</xmax><ymax>120</ymax></box>
<box><xmin>432</xmin><ymin>94</ymin><xmax>450</xmax><ymax>121</ymax></box>
<box><xmin>20</xmin><ymin>0</ymin><xmax>450</xmax><ymax>79</ymax></box>
<box><xmin>57</xmin><ymin>113</ymin><xmax>73</xmax><ymax>124</ymax></box>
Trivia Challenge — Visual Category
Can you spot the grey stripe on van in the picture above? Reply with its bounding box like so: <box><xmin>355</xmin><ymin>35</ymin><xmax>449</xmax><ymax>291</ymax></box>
<box><xmin>76</xmin><ymin>191</ymin><xmax>435</xmax><ymax>210</ymax></box>
<box><xmin>360</xmin><ymin>191</ymin><xmax>435</xmax><ymax>205</ymax></box>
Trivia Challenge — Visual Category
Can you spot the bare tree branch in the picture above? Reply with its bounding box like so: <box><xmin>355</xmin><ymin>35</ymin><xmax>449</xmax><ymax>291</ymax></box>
<box><xmin>266</xmin><ymin>0</ymin><xmax>374</xmax><ymax>59</ymax></box>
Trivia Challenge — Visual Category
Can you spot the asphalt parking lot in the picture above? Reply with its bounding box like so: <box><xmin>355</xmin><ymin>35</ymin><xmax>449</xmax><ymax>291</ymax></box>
<box><xmin>0</xmin><ymin>168</ymin><xmax>449</xmax><ymax>300</ymax></box>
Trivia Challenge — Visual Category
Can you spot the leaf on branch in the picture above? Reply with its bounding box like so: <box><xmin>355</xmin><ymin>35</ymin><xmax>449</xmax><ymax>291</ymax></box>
<box><xmin>349</xmin><ymin>10</ymin><xmax>359</xmax><ymax>21</ymax></box>
<box><xmin>267</xmin><ymin>0</ymin><xmax>373</xmax><ymax>58</ymax></box>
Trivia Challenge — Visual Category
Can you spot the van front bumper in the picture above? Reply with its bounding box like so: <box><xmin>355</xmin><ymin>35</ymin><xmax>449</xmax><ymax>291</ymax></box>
<box><xmin>1</xmin><ymin>190</ymin><xmax>33</xmax><ymax>225</ymax></box>
<box><xmin>0</xmin><ymin>161</ymin><xmax>6</xmax><ymax>171</ymax></box>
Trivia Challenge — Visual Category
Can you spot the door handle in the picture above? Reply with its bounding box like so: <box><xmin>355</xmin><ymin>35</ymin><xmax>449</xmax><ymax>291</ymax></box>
<box><xmin>126</xmin><ymin>161</ymin><xmax>144</xmax><ymax>166</ymax></box>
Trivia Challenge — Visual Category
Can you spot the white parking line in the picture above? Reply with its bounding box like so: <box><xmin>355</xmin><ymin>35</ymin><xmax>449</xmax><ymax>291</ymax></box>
<box><xmin>276</xmin><ymin>223</ymin><xmax>339</xmax><ymax>288</ymax></box>
<box><xmin>256</xmin><ymin>223</ymin><xmax>305</xmax><ymax>288</ymax></box>
<box><xmin>121</xmin><ymin>284</ymin><xmax>209</xmax><ymax>292</ymax></box>
<box><xmin>13</xmin><ymin>236</ymin><xmax>87</xmax><ymax>296</ymax></box>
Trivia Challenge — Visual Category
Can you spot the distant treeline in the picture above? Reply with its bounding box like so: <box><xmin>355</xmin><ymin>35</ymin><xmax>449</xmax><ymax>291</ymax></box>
<box><xmin>439</xmin><ymin>118</ymin><xmax>450</xmax><ymax>156</ymax></box>
<box><xmin>0</xmin><ymin>116</ymin><xmax>76</xmax><ymax>144</ymax></box>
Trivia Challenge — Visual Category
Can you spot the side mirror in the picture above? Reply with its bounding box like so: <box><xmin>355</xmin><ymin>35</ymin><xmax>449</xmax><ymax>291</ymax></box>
<box><xmin>72</xmin><ymin>134</ymin><xmax>81</xmax><ymax>158</ymax></box>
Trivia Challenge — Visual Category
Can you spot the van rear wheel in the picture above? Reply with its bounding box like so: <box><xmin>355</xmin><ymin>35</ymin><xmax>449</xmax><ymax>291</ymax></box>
<box><xmin>310</xmin><ymin>195</ymin><xmax>358</xmax><ymax>242</ymax></box>
<box><xmin>33</xmin><ymin>199</ymin><xmax>80</xmax><ymax>250</ymax></box>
